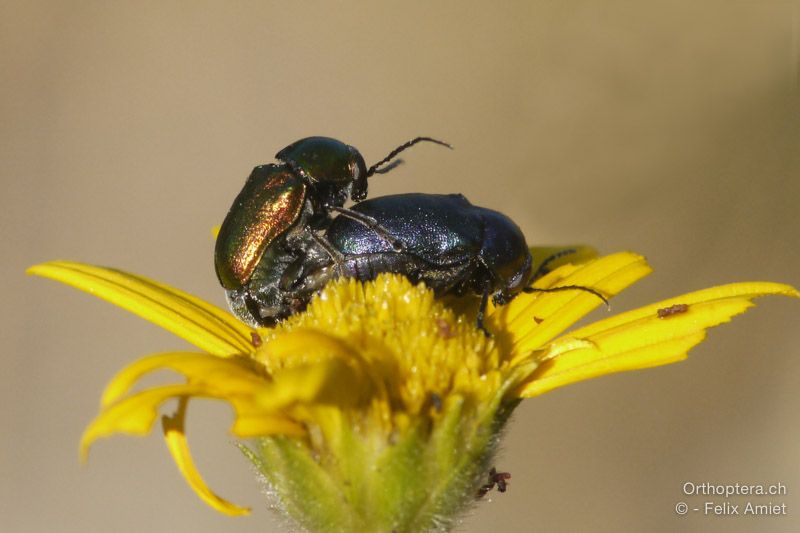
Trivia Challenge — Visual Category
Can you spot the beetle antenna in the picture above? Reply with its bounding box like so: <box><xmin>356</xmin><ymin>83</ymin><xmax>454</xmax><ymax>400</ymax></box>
<box><xmin>523</xmin><ymin>285</ymin><xmax>611</xmax><ymax>310</ymax></box>
<box><xmin>531</xmin><ymin>248</ymin><xmax>577</xmax><ymax>281</ymax></box>
<box><xmin>366</xmin><ymin>137</ymin><xmax>452</xmax><ymax>177</ymax></box>
<box><xmin>371</xmin><ymin>159</ymin><xmax>404</xmax><ymax>174</ymax></box>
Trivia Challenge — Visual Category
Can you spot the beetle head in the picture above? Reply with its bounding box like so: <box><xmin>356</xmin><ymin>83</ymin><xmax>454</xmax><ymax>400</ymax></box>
<box><xmin>276</xmin><ymin>136</ymin><xmax>368</xmax><ymax>207</ymax></box>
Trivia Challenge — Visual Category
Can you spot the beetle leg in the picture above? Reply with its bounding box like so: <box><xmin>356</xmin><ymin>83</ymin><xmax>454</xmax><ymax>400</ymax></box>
<box><xmin>328</xmin><ymin>205</ymin><xmax>406</xmax><ymax>251</ymax></box>
<box><xmin>523</xmin><ymin>285</ymin><xmax>610</xmax><ymax>309</ymax></box>
<box><xmin>304</xmin><ymin>227</ymin><xmax>345</xmax><ymax>276</ymax></box>
<box><xmin>242</xmin><ymin>290</ymin><xmax>276</xmax><ymax>327</ymax></box>
<box><xmin>476</xmin><ymin>281</ymin><xmax>492</xmax><ymax>337</ymax></box>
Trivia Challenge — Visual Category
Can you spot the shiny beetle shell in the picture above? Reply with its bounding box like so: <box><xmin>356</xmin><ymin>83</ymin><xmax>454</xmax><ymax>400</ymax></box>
<box><xmin>214</xmin><ymin>165</ymin><xmax>306</xmax><ymax>290</ymax></box>
<box><xmin>322</xmin><ymin>193</ymin><xmax>533</xmax><ymax>299</ymax></box>
<box><xmin>276</xmin><ymin>136</ymin><xmax>368</xmax><ymax>201</ymax></box>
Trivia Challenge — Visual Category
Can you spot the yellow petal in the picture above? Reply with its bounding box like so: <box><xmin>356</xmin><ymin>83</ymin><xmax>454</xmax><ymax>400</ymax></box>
<box><xmin>81</xmin><ymin>384</ymin><xmax>207</xmax><ymax>461</ymax></box>
<box><xmin>256</xmin><ymin>330</ymin><xmax>380</xmax><ymax>410</ymax></box>
<box><xmin>265</xmin><ymin>329</ymin><xmax>388</xmax><ymax>394</ymax></box>
<box><xmin>517</xmin><ymin>282</ymin><xmax>799</xmax><ymax>397</ymax></box>
<box><xmin>162</xmin><ymin>399</ymin><xmax>251</xmax><ymax>516</ymax></box>
<box><xmin>529</xmin><ymin>245</ymin><xmax>598</xmax><ymax>271</ymax></box>
<box><xmin>230</xmin><ymin>408</ymin><xmax>307</xmax><ymax>437</ymax></box>
<box><xmin>84</xmin><ymin>380</ymin><xmax>306</xmax><ymax>460</ymax></box>
<box><xmin>27</xmin><ymin>261</ymin><xmax>253</xmax><ymax>357</ymax></box>
<box><xmin>89</xmin><ymin>342</ymin><xmax>370</xmax><ymax>456</ymax></box>
<box><xmin>264</xmin><ymin>329</ymin><xmax>369</xmax><ymax>369</ymax></box>
<box><xmin>99</xmin><ymin>351</ymin><xmax>269</xmax><ymax>408</ymax></box>
<box><xmin>491</xmin><ymin>252</ymin><xmax>652</xmax><ymax>359</ymax></box>
<box><xmin>568</xmin><ymin>281</ymin><xmax>799</xmax><ymax>339</ymax></box>
<box><xmin>256</xmin><ymin>357</ymin><xmax>372</xmax><ymax>411</ymax></box>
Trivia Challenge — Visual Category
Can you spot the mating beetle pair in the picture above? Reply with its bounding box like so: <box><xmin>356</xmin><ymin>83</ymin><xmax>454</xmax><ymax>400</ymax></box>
<box><xmin>214</xmin><ymin>136</ymin><xmax>605</xmax><ymax>334</ymax></box>
<box><xmin>214</xmin><ymin>136</ymin><xmax>449</xmax><ymax>293</ymax></box>
<box><xmin>215</xmin><ymin>136</ymin><xmax>451</xmax><ymax>325</ymax></box>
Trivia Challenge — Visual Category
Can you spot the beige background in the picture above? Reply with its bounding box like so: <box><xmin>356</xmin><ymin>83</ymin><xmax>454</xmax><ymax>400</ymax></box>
<box><xmin>3</xmin><ymin>1</ymin><xmax>799</xmax><ymax>532</ymax></box>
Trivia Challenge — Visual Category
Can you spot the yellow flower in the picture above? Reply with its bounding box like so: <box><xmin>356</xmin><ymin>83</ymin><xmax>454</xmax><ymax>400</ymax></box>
<box><xmin>27</xmin><ymin>251</ymin><xmax>797</xmax><ymax>532</ymax></box>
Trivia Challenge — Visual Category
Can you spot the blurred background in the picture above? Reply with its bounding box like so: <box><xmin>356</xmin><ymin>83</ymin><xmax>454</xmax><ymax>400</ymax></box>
<box><xmin>2</xmin><ymin>1</ymin><xmax>799</xmax><ymax>532</ymax></box>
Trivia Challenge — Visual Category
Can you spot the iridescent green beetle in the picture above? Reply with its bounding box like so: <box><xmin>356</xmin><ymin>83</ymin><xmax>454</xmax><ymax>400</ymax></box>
<box><xmin>214</xmin><ymin>136</ymin><xmax>451</xmax><ymax>323</ymax></box>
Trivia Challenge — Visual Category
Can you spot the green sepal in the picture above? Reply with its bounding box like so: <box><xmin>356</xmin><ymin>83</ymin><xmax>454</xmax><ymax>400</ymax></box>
<box><xmin>240</xmin><ymin>386</ymin><xmax>520</xmax><ymax>533</ymax></box>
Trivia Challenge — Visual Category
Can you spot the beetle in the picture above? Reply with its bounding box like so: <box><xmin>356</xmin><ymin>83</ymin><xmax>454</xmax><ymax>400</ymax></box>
<box><xmin>214</xmin><ymin>136</ymin><xmax>451</xmax><ymax>324</ymax></box>
<box><xmin>272</xmin><ymin>193</ymin><xmax>608</xmax><ymax>335</ymax></box>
